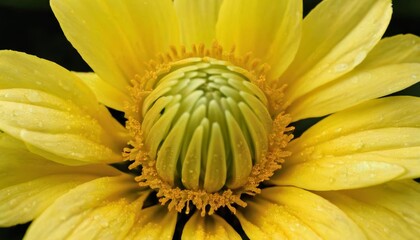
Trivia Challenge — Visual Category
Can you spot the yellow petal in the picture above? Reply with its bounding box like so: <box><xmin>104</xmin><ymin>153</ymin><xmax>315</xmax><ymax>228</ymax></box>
<box><xmin>25</xmin><ymin>176</ymin><xmax>177</xmax><ymax>240</ymax></box>
<box><xmin>289</xmin><ymin>34</ymin><xmax>420</xmax><ymax>120</ymax></box>
<box><xmin>51</xmin><ymin>0</ymin><xmax>180</xmax><ymax>92</ymax></box>
<box><xmin>0</xmin><ymin>51</ymin><xmax>129</xmax><ymax>165</ymax></box>
<box><xmin>0</xmin><ymin>132</ymin><xmax>120</xmax><ymax>227</ymax></box>
<box><xmin>0</xmin><ymin>132</ymin><xmax>120</xmax><ymax>189</ymax></box>
<box><xmin>216</xmin><ymin>0</ymin><xmax>302</xmax><ymax>80</ymax></box>
<box><xmin>125</xmin><ymin>205</ymin><xmax>177</xmax><ymax>240</ymax></box>
<box><xmin>280</xmin><ymin>0</ymin><xmax>392</xmax><ymax>103</ymax></box>
<box><xmin>319</xmin><ymin>180</ymin><xmax>420</xmax><ymax>239</ymax></box>
<box><xmin>272</xmin><ymin>157</ymin><xmax>405</xmax><ymax>191</ymax></box>
<box><xmin>20</xmin><ymin>131</ymin><xmax>125</xmax><ymax>166</ymax></box>
<box><xmin>73</xmin><ymin>72</ymin><xmax>131</xmax><ymax>111</ymax></box>
<box><xmin>174</xmin><ymin>0</ymin><xmax>223</xmax><ymax>47</ymax></box>
<box><xmin>0</xmin><ymin>175</ymin><xmax>99</xmax><ymax>227</ymax></box>
<box><xmin>182</xmin><ymin>212</ymin><xmax>241</xmax><ymax>240</ymax></box>
<box><xmin>295</xmin><ymin>128</ymin><xmax>420</xmax><ymax>180</ymax></box>
<box><xmin>237</xmin><ymin>186</ymin><xmax>365</xmax><ymax>239</ymax></box>
<box><xmin>289</xmin><ymin>97</ymin><xmax>420</xmax><ymax>147</ymax></box>
<box><xmin>273</xmin><ymin>97</ymin><xmax>420</xmax><ymax>190</ymax></box>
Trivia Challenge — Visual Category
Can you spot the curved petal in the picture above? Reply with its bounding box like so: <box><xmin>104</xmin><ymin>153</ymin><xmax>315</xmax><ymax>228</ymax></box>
<box><xmin>289</xmin><ymin>34</ymin><xmax>420</xmax><ymax>120</ymax></box>
<box><xmin>237</xmin><ymin>186</ymin><xmax>365</xmax><ymax>239</ymax></box>
<box><xmin>272</xmin><ymin>97</ymin><xmax>420</xmax><ymax>190</ymax></box>
<box><xmin>280</xmin><ymin>0</ymin><xmax>392</xmax><ymax>103</ymax></box>
<box><xmin>0</xmin><ymin>51</ymin><xmax>129</xmax><ymax>165</ymax></box>
<box><xmin>125</xmin><ymin>205</ymin><xmax>177</xmax><ymax>240</ymax></box>
<box><xmin>51</xmin><ymin>0</ymin><xmax>180</xmax><ymax>92</ymax></box>
<box><xmin>174</xmin><ymin>0</ymin><xmax>223</xmax><ymax>47</ymax></box>
<box><xmin>1</xmin><ymin>175</ymin><xmax>101</xmax><ymax>228</ymax></box>
<box><xmin>181</xmin><ymin>212</ymin><xmax>241</xmax><ymax>240</ymax></box>
<box><xmin>73</xmin><ymin>72</ymin><xmax>131</xmax><ymax>112</ymax></box>
<box><xmin>319</xmin><ymin>180</ymin><xmax>420</xmax><ymax>239</ymax></box>
<box><xmin>25</xmin><ymin>176</ymin><xmax>177</xmax><ymax>240</ymax></box>
<box><xmin>0</xmin><ymin>132</ymin><xmax>120</xmax><ymax>227</ymax></box>
<box><xmin>216</xmin><ymin>0</ymin><xmax>302</xmax><ymax>81</ymax></box>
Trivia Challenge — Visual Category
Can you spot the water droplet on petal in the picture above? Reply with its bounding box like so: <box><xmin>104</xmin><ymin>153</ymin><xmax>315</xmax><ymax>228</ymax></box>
<box><xmin>9</xmin><ymin>199</ymin><xmax>17</xmax><ymax>206</ymax></box>
<box><xmin>25</xmin><ymin>91</ymin><xmax>42</xmax><ymax>103</ymax></box>
<box><xmin>100</xmin><ymin>221</ymin><xmax>109</xmax><ymax>228</ymax></box>
<box><xmin>334</xmin><ymin>63</ymin><xmax>349</xmax><ymax>72</ymax></box>
<box><xmin>354</xmin><ymin>51</ymin><xmax>367</xmax><ymax>66</ymax></box>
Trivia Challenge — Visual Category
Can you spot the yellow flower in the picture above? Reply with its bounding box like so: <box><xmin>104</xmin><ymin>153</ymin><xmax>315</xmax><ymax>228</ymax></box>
<box><xmin>1</xmin><ymin>0</ymin><xmax>419</xmax><ymax>239</ymax></box>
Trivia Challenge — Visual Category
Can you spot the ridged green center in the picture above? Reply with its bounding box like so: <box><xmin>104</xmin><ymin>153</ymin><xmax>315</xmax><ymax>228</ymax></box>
<box><xmin>142</xmin><ymin>57</ymin><xmax>272</xmax><ymax>193</ymax></box>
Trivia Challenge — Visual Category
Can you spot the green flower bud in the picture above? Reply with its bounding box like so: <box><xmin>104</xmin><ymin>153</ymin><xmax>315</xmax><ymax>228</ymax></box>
<box><xmin>142</xmin><ymin>57</ymin><xmax>272</xmax><ymax>193</ymax></box>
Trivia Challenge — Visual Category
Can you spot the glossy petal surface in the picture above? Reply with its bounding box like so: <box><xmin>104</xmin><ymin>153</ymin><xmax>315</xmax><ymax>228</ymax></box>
<box><xmin>237</xmin><ymin>187</ymin><xmax>365</xmax><ymax>239</ymax></box>
<box><xmin>0</xmin><ymin>51</ymin><xmax>128</xmax><ymax>165</ymax></box>
<box><xmin>51</xmin><ymin>0</ymin><xmax>180</xmax><ymax>92</ymax></box>
<box><xmin>25</xmin><ymin>176</ymin><xmax>177</xmax><ymax>240</ymax></box>
<box><xmin>0</xmin><ymin>132</ymin><xmax>119</xmax><ymax>227</ymax></box>
<box><xmin>319</xmin><ymin>180</ymin><xmax>420</xmax><ymax>239</ymax></box>
<box><xmin>216</xmin><ymin>0</ymin><xmax>302</xmax><ymax>80</ymax></box>
<box><xmin>289</xmin><ymin>34</ymin><xmax>420</xmax><ymax>120</ymax></box>
<box><xmin>273</xmin><ymin>97</ymin><xmax>420</xmax><ymax>190</ymax></box>
<box><xmin>182</xmin><ymin>213</ymin><xmax>241</xmax><ymax>240</ymax></box>
<box><xmin>281</xmin><ymin>0</ymin><xmax>392</xmax><ymax>103</ymax></box>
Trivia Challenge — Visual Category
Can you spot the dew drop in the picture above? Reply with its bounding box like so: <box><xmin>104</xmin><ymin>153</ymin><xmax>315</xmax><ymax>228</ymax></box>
<box><xmin>100</xmin><ymin>221</ymin><xmax>109</xmax><ymax>228</ymax></box>
<box><xmin>363</xmin><ymin>72</ymin><xmax>372</xmax><ymax>80</ymax></box>
<box><xmin>350</xmin><ymin>76</ymin><xmax>360</xmax><ymax>84</ymax></box>
<box><xmin>334</xmin><ymin>63</ymin><xmax>349</xmax><ymax>72</ymax></box>
<box><xmin>25</xmin><ymin>91</ymin><xmax>42</xmax><ymax>103</ymax></box>
<box><xmin>354</xmin><ymin>142</ymin><xmax>365</xmax><ymax>150</ymax></box>
<box><xmin>9</xmin><ymin>199</ymin><xmax>17</xmax><ymax>206</ymax></box>
<box><xmin>354</xmin><ymin>51</ymin><xmax>367</xmax><ymax>66</ymax></box>
<box><xmin>58</xmin><ymin>80</ymin><xmax>71</xmax><ymax>91</ymax></box>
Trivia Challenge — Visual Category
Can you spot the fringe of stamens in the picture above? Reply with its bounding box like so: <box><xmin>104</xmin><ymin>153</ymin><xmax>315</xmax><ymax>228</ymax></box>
<box><xmin>147</xmin><ymin>43</ymin><xmax>270</xmax><ymax>77</ymax></box>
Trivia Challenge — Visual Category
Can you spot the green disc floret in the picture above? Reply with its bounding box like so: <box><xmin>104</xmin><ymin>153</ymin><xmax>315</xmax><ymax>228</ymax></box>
<box><xmin>142</xmin><ymin>57</ymin><xmax>272</xmax><ymax>193</ymax></box>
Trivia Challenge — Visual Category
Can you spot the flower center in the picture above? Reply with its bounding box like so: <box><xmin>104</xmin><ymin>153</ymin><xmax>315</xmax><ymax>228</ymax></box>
<box><xmin>124</xmin><ymin>45</ymin><xmax>292</xmax><ymax>215</ymax></box>
<box><xmin>141</xmin><ymin>57</ymin><xmax>272</xmax><ymax>192</ymax></box>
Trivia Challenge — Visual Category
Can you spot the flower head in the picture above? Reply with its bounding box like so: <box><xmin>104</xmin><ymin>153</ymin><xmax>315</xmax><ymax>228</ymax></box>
<box><xmin>1</xmin><ymin>0</ymin><xmax>420</xmax><ymax>239</ymax></box>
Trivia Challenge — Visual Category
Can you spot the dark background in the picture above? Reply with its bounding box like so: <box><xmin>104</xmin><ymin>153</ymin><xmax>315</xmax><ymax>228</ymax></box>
<box><xmin>0</xmin><ymin>0</ymin><xmax>419</xmax><ymax>239</ymax></box>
